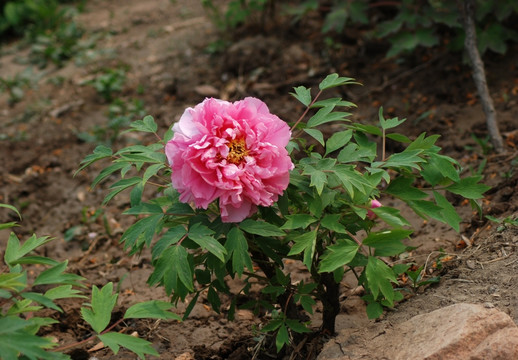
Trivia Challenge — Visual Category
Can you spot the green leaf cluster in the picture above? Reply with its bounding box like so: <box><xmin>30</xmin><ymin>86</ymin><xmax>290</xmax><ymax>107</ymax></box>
<box><xmin>79</xmin><ymin>73</ymin><xmax>491</xmax><ymax>353</ymax></box>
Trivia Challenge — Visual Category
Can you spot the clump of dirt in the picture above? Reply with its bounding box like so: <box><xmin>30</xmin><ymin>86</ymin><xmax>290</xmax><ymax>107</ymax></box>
<box><xmin>1</xmin><ymin>0</ymin><xmax>518</xmax><ymax>359</ymax></box>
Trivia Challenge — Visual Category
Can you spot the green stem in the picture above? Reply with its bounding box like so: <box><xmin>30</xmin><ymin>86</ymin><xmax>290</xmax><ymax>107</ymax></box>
<box><xmin>51</xmin><ymin>317</ymin><xmax>126</xmax><ymax>353</ymax></box>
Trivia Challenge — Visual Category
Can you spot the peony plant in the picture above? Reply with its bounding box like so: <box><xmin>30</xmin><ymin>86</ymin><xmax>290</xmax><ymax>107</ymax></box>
<box><xmin>78</xmin><ymin>74</ymin><xmax>489</xmax><ymax>352</ymax></box>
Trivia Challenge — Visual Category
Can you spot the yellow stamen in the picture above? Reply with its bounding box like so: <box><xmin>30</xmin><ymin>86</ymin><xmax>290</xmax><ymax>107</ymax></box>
<box><xmin>227</xmin><ymin>138</ymin><xmax>249</xmax><ymax>164</ymax></box>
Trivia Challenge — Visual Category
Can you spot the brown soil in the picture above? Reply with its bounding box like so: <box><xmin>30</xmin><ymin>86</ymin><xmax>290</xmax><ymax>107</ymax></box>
<box><xmin>1</xmin><ymin>1</ymin><xmax>517</xmax><ymax>359</ymax></box>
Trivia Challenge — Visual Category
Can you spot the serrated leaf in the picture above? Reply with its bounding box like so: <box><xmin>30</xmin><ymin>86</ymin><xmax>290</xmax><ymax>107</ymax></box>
<box><xmin>76</xmin><ymin>145</ymin><xmax>113</xmax><ymax>175</ymax></box>
<box><xmin>45</xmin><ymin>285</ymin><xmax>85</xmax><ymax>300</ymax></box>
<box><xmin>319</xmin><ymin>73</ymin><xmax>357</xmax><ymax>90</ymax></box>
<box><xmin>304</xmin><ymin>128</ymin><xmax>325</xmax><ymax>146</ymax></box>
<box><xmin>0</xmin><ymin>273</ymin><xmax>26</xmax><ymax>292</ymax></box>
<box><xmin>319</xmin><ymin>239</ymin><xmax>359</xmax><ymax>273</ymax></box>
<box><xmin>446</xmin><ymin>176</ymin><xmax>491</xmax><ymax>199</ymax></box>
<box><xmin>281</xmin><ymin>214</ymin><xmax>317</xmax><ymax>230</ymax></box>
<box><xmin>151</xmin><ymin>225</ymin><xmax>187</xmax><ymax>260</ymax></box>
<box><xmin>287</xmin><ymin>230</ymin><xmax>317</xmax><ymax>270</ymax></box>
<box><xmin>325</xmin><ymin>129</ymin><xmax>353</xmax><ymax>156</ymax></box>
<box><xmin>90</xmin><ymin>162</ymin><xmax>127</xmax><ymax>189</ymax></box>
<box><xmin>321</xmin><ymin>214</ymin><xmax>347</xmax><ymax>233</ymax></box>
<box><xmin>129</xmin><ymin>115</ymin><xmax>158</xmax><ymax>133</ymax></box>
<box><xmin>5</xmin><ymin>233</ymin><xmax>54</xmax><ymax>267</ymax></box>
<box><xmin>81</xmin><ymin>283</ymin><xmax>118</xmax><ymax>334</ymax></box>
<box><xmin>225</xmin><ymin>227</ymin><xmax>254</xmax><ymax>276</ymax></box>
<box><xmin>121</xmin><ymin>214</ymin><xmax>163</xmax><ymax>251</ymax></box>
<box><xmin>286</xmin><ymin>319</ymin><xmax>311</xmax><ymax>333</ymax></box>
<box><xmin>103</xmin><ymin>177</ymin><xmax>142</xmax><ymax>205</ymax></box>
<box><xmin>379</xmin><ymin>149</ymin><xmax>425</xmax><ymax>169</ymax></box>
<box><xmin>433</xmin><ymin>191</ymin><xmax>461</xmax><ymax>232</ymax></box>
<box><xmin>365</xmin><ymin>256</ymin><xmax>397</xmax><ymax>303</ymax></box>
<box><xmin>239</xmin><ymin>219</ymin><xmax>285</xmax><ymax>237</ymax></box>
<box><xmin>366</xmin><ymin>302</ymin><xmax>383</xmax><ymax>319</ymax></box>
<box><xmin>378</xmin><ymin>107</ymin><xmax>406</xmax><ymax>130</ymax></box>
<box><xmin>385</xmin><ymin>176</ymin><xmax>427</xmax><ymax>201</ymax></box>
<box><xmin>276</xmin><ymin>323</ymin><xmax>290</xmax><ymax>352</ymax></box>
<box><xmin>98</xmin><ymin>332</ymin><xmax>159</xmax><ymax>359</ymax></box>
<box><xmin>124</xmin><ymin>300</ymin><xmax>181</xmax><ymax>321</ymax></box>
<box><xmin>362</xmin><ymin>230</ymin><xmax>412</xmax><ymax>256</ymax></box>
<box><xmin>307</xmin><ymin>110</ymin><xmax>351</xmax><ymax>128</ymax></box>
<box><xmin>21</xmin><ymin>292</ymin><xmax>62</xmax><ymax>312</ymax></box>
<box><xmin>188</xmin><ymin>223</ymin><xmax>227</xmax><ymax>262</ymax></box>
<box><xmin>302</xmin><ymin>165</ymin><xmax>327</xmax><ymax>195</ymax></box>
<box><xmin>290</xmin><ymin>86</ymin><xmax>311</xmax><ymax>106</ymax></box>
<box><xmin>370</xmin><ymin>207</ymin><xmax>411</xmax><ymax>227</ymax></box>
<box><xmin>34</xmin><ymin>261</ymin><xmax>85</xmax><ymax>287</ymax></box>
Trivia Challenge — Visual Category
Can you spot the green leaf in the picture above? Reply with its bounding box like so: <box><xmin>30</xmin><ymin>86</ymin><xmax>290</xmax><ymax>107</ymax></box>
<box><xmin>365</xmin><ymin>257</ymin><xmax>397</xmax><ymax>303</ymax></box>
<box><xmin>151</xmin><ymin>225</ymin><xmax>187</xmax><ymax>260</ymax></box>
<box><xmin>370</xmin><ymin>207</ymin><xmax>410</xmax><ymax>228</ymax></box>
<box><xmin>281</xmin><ymin>214</ymin><xmax>317</xmax><ymax>230</ymax></box>
<box><xmin>332</xmin><ymin>164</ymin><xmax>370</xmax><ymax>197</ymax></box>
<box><xmin>307</xmin><ymin>110</ymin><xmax>351</xmax><ymax>128</ymax></box>
<box><xmin>21</xmin><ymin>292</ymin><xmax>62</xmax><ymax>312</ymax></box>
<box><xmin>321</xmin><ymin>214</ymin><xmax>347</xmax><ymax>233</ymax></box>
<box><xmin>225</xmin><ymin>227</ymin><xmax>254</xmax><ymax>276</ymax></box>
<box><xmin>363</xmin><ymin>230</ymin><xmax>412</xmax><ymax>256</ymax></box>
<box><xmin>319</xmin><ymin>73</ymin><xmax>357</xmax><ymax>90</ymax></box>
<box><xmin>4</xmin><ymin>233</ymin><xmax>54</xmax><ymax>267</ymax></box>
<box><xmin>433</xmin><ymin>191</ymin><xmax>462</xmax><ymax>232</ymax></box>
<box><xmin>408</xmin><ymin>200</ymin><xmax>445</xmax><ymax>222</ymax></box>
<box><xmin>34</xmin><ymin>261</ymin><xmax>85</xmax><ymax>287</ymax></box>
<box><xmin>98</xmin><ymin>332</ymin><xmax>159</xmax><ymax>359</ymax></box>
<box><xmin>319</xmin><ymin>239</ymin><xmax>359</xmax><ymax>273</ymax></box>
<box><xmin>103</xmin><ymin>177</ymin><xmax>142</xmax><ymax>205</ymax></box>
<box><xmin>304</xmin><ymin>128</ymin><xmax>325</xmax><ymax>146</ymax></box>
<box><xmin>379</xmin><ymin>150</ymin><xmax>425</xmax><ymax>169</ymax></box>
<box><xmin>240</xmin><ymin>219</ymin><xmax>285</xmax><ymax>237</ymax></box>
<box><xmin>129</xmin><ymin>115</ymin><xmax>158</xmax><ymax>133</ymax></box>
<box><xmin>385</xmin><ymin>176</ymin><xmax>427</xmax><ymax>201</ymax></box>
<box><xmin>45</xmin><ymin>285</ymin><xmax>85</xmax><ymax>300</ymax></box>
<box><xmin>446</xmin><ymin>176</ymin><xmax>491</xmax><ymax>199</ymax></box>
<box><xmin>0</xmin><ymin>203</ymin><xmax>21</xmax><ymax>219</ymax></box>
<box><xmin>276</xmin><ymin>323</ymin><xmax>290</xmax><ymax>352</ymax></box>
<box><xmin>90</xmin><ymin>162</ymin><xmax>128</xmax><ymax>189</ymax></box>
<box><xmin>378</xmin><ymin>107</ymin><xmax>406</xmax><ymax>130</ymax></box>
<box><xmin>287</xmin><ymin>230</ymin><xmax>317</xmax><ymax>270</ymax></box>
<box><xmin>428</xmin><ymin>153</ymin><xmax>460</xmax><ymax>182</ymax></box>
<box><xmin>286</xmin><ymin>319</ymin><xmax>311</xmax><ymax>333</ymax></box>
<box><xmin>124</xmin><ymin>300</ymin><xmax>181</xmax><ymax>321</ymax></box>
<box><xmin>81</xmin><ymin>283</ymin><xmax>118</xmax><ymax>334</ymax></box>
<box><xmin>290</xmin><ymin>86</ymin><xmax>311</xmax><ymax>106</ymax></box>
<box><xmin>325</xmin><ymin>129</ymin><xmax>353</xmax><ymax>156</ymax></box>
<box><xmin>366</xmin><ymin>302</ymin><xmax>383</xmax><ymax>319</ymax></box>
<box><xmin>76</xmin><ymin>145</ymin><xmax>113</xmax><ymax>175</ymax></box>
<box><xmin>121</xmin><ymin>214</ymin><xmax>163</xmax><ymax>251</ymax></box>
<box><xmin>302</xmin><ymin>165</ymin><xmax>327</xmax><ymax>195</ymax></box>
<box><xmin>299</xmin><ymin>295</ymin><xmax>316</xmax><ymax>314</ymax></box>
<box><xmin>0</xmin><ymin>273</ymin><xmax>26</xmax><ymax>292</ymax></box>
<box><xmin>171</xmin><ymin>246</ymin><xmax>193</xmax><ymax>291</ymax></box>
<box><xmin>188</xmin><ymin>223</ymin><xmax>227</xmax><ymax>262</ymax></box>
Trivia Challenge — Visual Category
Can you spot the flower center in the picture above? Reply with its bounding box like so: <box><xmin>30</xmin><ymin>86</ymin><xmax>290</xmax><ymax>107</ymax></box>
<box><xmin>227</xmin><ymin>138</ymin><xmax>249</xmax><ymax>164</ymax></box>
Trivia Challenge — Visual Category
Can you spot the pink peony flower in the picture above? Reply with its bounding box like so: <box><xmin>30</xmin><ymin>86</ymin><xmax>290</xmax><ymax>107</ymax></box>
<box><xmin>165</xmin><ymin>97</ymin><xmax>294</xmax><ymax>223</ymax></box>
<box><xmin>367</xmin><ymin>199</ymin><xmax>382</xmax><ymax>220</ymax></box>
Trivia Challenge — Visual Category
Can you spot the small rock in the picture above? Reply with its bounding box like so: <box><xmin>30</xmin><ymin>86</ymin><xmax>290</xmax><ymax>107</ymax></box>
<box><xmin>466</xmin><ymin>259</ymin><xmax>476</xmax><ymax>269</ymax></box>
<box><xmin>174</xmin><ymin>352</ymin><xmax>194</xmax><ymax>360</ymax></box>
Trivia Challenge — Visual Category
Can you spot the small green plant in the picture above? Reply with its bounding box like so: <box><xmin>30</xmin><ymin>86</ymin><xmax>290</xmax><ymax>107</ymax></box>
<box><xmin>398</xmin><ymin>264</ymin><xmax>440</xmax><ymax>294</ymax></box>
<box><xmin>77</xmin><ymin>98</ymin><xmax>145</xmax><ymax>145</ymax></box>
<box><xmin>78</xmin><ymin>74</ymin><xmax>490</xmax><ymax>353</ymax></box>
<box><xmin>202</xmin><ymin>0</ymin><xmax>272</xmax><ymax>30</ymax></box>
<box><xmin>28</xmin><ymin>20</ymin><xmax>86</xmax><ymax>68</ymax></box>
<box><xmin>0</xmin><ymin>68</ymin><xmax>36</xmax><ymax>105</ymax></box>
<box><xmin>0</xmin><ymin>203</ymin><xmax>182</xmax><ymax>359</ymax></box>
<box><xmin>85</xmin><ymin>68</ymin><xmax>127</xmax><ymax>102</ymax></box>
<box><xmin>486</xmin><ymin>214</ymin><xmax>518</xmax><ymax>232</ymax></box>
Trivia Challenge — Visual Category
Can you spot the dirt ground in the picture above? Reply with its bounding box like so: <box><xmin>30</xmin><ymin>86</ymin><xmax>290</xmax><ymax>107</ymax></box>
<box><xmin>1</xmin><ymin>0</ymin><xmax>517</xmax><ymax>359</ymax></box>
